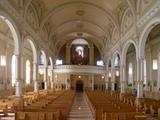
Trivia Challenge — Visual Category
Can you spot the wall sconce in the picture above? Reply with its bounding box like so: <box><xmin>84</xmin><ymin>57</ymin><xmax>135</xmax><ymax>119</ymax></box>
<box><xmin>101</xmin><ymin>76</ymin><xmax>104</xmax><ymax>79</ymax></box>
<box><xmin>109</xmin><ymin>73</ymin><xmax>111</xmax><ymax>78</ymax></box>
<box><xmin>39</xmin><ymin>69</ymin><xmax>44</xmax><ymax>75</ymax></box>
<box><xmin>55</xmin><ymin>75</ymin><xmax>57</xmax><ymax>78</ymax></box>
<box><xmin>153</xmin><ymin>59</ymin><xmax>158</xmax><ymax>70</ymax></box>
<box><xmin>116</xmin><ymin>71</ymin><xmax>119</xmax><ymax>76</ymax></box>
<box><xmin>0</xmin><ymin>55</ymin><xmax>6</xmax><ymax>66</ymax></box>
<box><xmin>48</xmin><ymin>72</ymin><xmax>51</xmax><ymax>77</ymax></box>
<box><xmin>78</xmin><ymin>75</ymin><xmax>81</xmax><ymax>78</ymax></box>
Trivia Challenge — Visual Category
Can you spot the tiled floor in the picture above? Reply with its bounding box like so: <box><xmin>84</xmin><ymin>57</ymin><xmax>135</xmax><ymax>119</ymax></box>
<box><xmin>67</xmin><ymin>92</ymin><xmax>94</xmax><ymax>120</ymax></box>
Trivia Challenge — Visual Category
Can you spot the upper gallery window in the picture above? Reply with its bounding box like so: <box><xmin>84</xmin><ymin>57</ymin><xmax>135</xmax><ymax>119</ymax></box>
<box><xmin>97</xmin><ymin>60</ymin><xmax>104</xmax><ymax>66</ymax></box>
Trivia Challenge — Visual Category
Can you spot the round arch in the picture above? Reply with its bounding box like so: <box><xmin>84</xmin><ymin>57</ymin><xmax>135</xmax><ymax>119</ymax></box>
<box><xmin>24</xmin><ymin>36</ymin><xmax>38</xmax><ymax>63</ymax></box>
<box><xmin>139</xmin><ymin>17</ymin><xmax>160</xmax><ymax>57</ymax></box>
<box><xmin>49</xmin><ymin>57</ymin><xmax>53</xmax><ymax>68</ymax></box>
<box><xmin>0</xmin><ymin>10</ymin><xmax>20</xmax><ymax>55</ymax></box>
<box><xmin>122</xmin><ymin>40</ymin><xmax>138</xmax><ymax>65</ymax></box>
<box><xmin>40</xmin><ymin>50</ymin><xmax>47</xmax><ymax>67</ymax></box>
<box><xmin>112</xmin><ymin>51</ymin><xmax>121</xmax><ymax>66</ymax></box>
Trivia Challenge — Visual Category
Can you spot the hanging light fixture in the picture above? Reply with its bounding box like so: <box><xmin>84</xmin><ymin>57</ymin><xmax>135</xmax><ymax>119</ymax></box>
<box><xmin>116</xmin><ymin>70</ymin><xmax>120</xmax><ymax>76</ymax></box>
<box><xmin>109</xmin><ymin>72</ymin><xmax>111</xmax><ymax>78</ymax></box>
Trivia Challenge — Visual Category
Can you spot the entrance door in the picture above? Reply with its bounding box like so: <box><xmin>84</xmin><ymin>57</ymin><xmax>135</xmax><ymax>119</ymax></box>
<box><xmin>76</xmin><ymin>80</ymin><xmax>83</xmax><ymax>92</ymax></box>
<box><xmin>42</xmin><ymin>82</ymin><xmax>44</xmax><ymax>89</ymax></box>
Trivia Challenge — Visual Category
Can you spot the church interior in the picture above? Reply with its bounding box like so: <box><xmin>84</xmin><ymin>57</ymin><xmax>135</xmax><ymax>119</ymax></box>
<box><xmin>0</xmin><ymin>0</ymin><xmax>160</xmax><ymax>120</ymax></box>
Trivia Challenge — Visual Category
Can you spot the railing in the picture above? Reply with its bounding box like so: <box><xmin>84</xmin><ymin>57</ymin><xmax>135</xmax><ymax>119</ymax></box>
<box><xmin>53</xmin><ymin>65</ymin><xmax>106</xmax><ymax>74</ymax></box>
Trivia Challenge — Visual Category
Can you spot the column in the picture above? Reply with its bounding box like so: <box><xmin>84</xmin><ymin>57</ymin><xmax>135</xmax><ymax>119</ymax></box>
<box><xmin>44</xmin><ymin>66</ymin><xmax>48</xmax><ymax>90</ymax></box>
<box><xmin>33</xmin><ymin>62</ymin><xmax>38</xmax><ymax>94</ymax></box>
<box><xmin>120</xmin><ymin>64</ymin><xmax>126</xmax><ymax>94</ymax></box>
<box><xmin>15</xmin><ymin>54</ymin><xmax>22</xmax><ymax>97</ymax></box>
<box><xmin>111</xmin><ymin>67</ymin><xmax>115</xmax><ymax>91</ymax></box>
<box><xmin>66</xmin><ymin>44</ymin><xmax>71</xmax><ymax>64</ymax></box>
<box><xmin>157</xmin><ymin>56</ymin><xmax>160</xmax><ymax>90</ymax></box>
<box><xmin>66</xmin><ymin>74</ymin><xmax>70</xmax><ymax>90</ymax></box>
<box><xmin>137</xmin><ymin>57</ymin><xmax>144</xmax><ymax>98</ymax></box>
<box><xmin>89</xmin><ymin>43</ymin><xmax>94</xmax><ymax>65</ymax></box>
<box><xmin>54</xmin><ymin>74</ymin><xmax>59</xmax><ymax>90</ymax></box>
<box><xmin>91</xmin><ymin>74</ymin><xmax>94</xmax><ymax>90</ymax></box>
<box><xmin>149</xmin><ymin>48</ymin><xmax>153</xmax><ymax>91</ymax></box>
<box><xmin>50</xmin><ymin>69</ymin><xmax>54</xmax><ymax>90</ymax></box>
<box><xmin>105</xmin><ymin>73</ymin><xmax>109</xmax><ymax>90</ymax></box>
<box><xmin>137</xmin><ymin>81</ymin><xmax>143</xmax><ymax>98</ymax></box>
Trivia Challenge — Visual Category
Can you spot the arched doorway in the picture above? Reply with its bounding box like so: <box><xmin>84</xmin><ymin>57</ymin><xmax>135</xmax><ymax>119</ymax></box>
<box><xmin>108</xmin><ymin>60</ymin><xmax>112</xmax><ymax>90</ymax></box>
<box><xmin>39</xmin><ymin>50</ymin><xmax>47</xmax><ymax>90</ymax></box>
<box><xmin>126</xmin><ymin>44</ymin><xmax>137</xmax><ymax>91</ymax></box>
<box><xmin>140</xmin><ymin>24</ymin><xmax>160</xmax><ymax>92</ymax></box>
<box><xmin>0</xmin><ymin>13</ymin><xmax>20</xmax><ymax>96</ymax></box>
<box><xmin>122</xmin><ymin>40</ymin><xmax>138</xmax><ymax>95</ymax></box>
<box><xmin>76</xmin><ymin>80</ymin><xmax>84</xmax><ymax>92</ymax></box>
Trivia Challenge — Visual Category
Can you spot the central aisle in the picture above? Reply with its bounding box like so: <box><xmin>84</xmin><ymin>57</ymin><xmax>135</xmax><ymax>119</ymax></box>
<box><xmin>67</xmin><ymin>92</ymin><xmax>94</xmax><ymax>120</ymax></box>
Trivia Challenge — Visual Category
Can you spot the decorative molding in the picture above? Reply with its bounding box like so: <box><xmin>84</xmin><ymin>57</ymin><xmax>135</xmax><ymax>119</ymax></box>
<box><xmin>137</xmin><ymin>1</ymin><xmax>160</xmax><ymax>27</ymax></box>
<box><xmin>0</xmin><ymin>1</ymin><xmax>54</xmax><ymax>57</ymax></box>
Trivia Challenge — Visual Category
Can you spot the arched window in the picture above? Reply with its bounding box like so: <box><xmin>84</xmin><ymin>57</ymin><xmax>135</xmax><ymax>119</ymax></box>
<box><xmin>114</xmin><ymin>55</ymin><xmax>120</xmax><ymax>67</ymax></box>
<box><xmin>26</xmin><ymin>60</ymin><xmax>31</xmax><ymax>85</ymax></box>
<box><xmin>39</xmin><ymin>52</ymin><xmax>45</xmax><ymax>65</ymax></box>
<box><xmin>128</xmin><ymin>62</ymin><xmax>133</xmax><ymax>86</ymax></box>
<box><xmin>11</xmin><ymin>55</ymin><xmax>16</xmax><ymax>87</ymax></box>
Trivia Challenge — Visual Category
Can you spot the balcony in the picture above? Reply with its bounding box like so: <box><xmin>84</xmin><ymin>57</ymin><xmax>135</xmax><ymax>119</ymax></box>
<box><xmin>53</xmin><ymin>65</ymin><xmax>106</xmax><ymax>74</ymax></box>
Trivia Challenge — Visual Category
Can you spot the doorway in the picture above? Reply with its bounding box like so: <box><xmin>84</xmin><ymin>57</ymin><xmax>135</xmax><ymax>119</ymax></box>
<box><xmin>76</xmin><ymin>80</ymin><xmax>84</xmax><ymax>92</ymax></box>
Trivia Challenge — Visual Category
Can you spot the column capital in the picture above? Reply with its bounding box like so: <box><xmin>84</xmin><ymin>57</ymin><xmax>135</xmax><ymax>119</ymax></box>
<box><xmin>137</xmin><ymin>80</ymin><xmax>144</xmax><ymax>84</ymax></box>
<box><xmin>88</xmin><ymin>43</ymin><xmax>94</xmax><ymax>48</ymax></box>
<box><xmin>121</xmin><ymin>81</ymin><xmax>126</xmax><ymax>84</ymax></box>
<box><xmin>105</xmin><ymin>80</ymin><xmax>109</xmax><ymax>83</ymax></box>
<box><xmin>120</xmin><ymin>64</ymin><xmax>126</xmax><ymax>68</ymax></box>
<box><xmin>137</xmin><ymin>56</ymin><xmax>145</xmax><ymax>61</ymax></box>
<box><xmin>66</xmin><ymin>43</ymin><xmax>71</xmax><ymax>48</ymax></box>
<box><xmin>13</xmin><ymin>52</ymin><xmax>20</xmax><ymax>56</ymax></box>
<box><xmin>33</xmin><ymin>62</ymin><xmax>38</xmax><ymax>65</ymax></box>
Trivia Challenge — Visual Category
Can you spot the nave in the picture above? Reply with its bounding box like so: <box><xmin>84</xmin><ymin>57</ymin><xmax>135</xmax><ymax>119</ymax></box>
<box><xmin>1</xmin><ymin>0</ymin><xmax>160</xmax><ymax>120</ymax></box>
<box><xmin>0</xmin><ymin>89</ymin><xmax>159</xmax><ymax>120</ymax></box>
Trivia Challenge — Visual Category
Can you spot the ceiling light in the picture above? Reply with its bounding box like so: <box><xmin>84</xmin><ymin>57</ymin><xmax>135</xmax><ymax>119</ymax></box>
<box><xmin>76</xmin><ymin>10</ymin><xmax>85</xmax><ymax>16</ymax></box>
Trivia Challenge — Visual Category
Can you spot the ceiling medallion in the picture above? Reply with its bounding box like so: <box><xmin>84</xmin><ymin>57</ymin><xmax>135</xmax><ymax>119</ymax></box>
<box><xmin>77</xmin><ymin>32</ymin><xmax>83</xmax><ymax>37</ymax></box>
<box><xmin>76</xmin><ymin>10</ymin><xmax>85</xmax><ymax>16</ymax></box>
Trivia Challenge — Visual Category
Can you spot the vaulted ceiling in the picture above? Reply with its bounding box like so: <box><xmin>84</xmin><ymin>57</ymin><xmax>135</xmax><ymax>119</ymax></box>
<box><xmin>24</xmin><ymin>0</ymin><xmax>136</xmax><ymax>53</ymax></box>
<box><xmin>41</xmin><ymin>0</ymin><xmax>122</xmax><ymax>48</ymax></box>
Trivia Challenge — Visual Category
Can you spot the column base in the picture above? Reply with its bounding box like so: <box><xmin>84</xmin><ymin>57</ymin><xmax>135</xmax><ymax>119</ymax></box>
<box><xmin>135</xmin><ymin>97</ymin><xmax>144</xmax><ymax>111</ymax></box>
<box><xmin>120</xmin><ymin>93</ymin><xmax>125</xmax><ymax>101</ymax></box>
<box><xmin>14</xmin><ymin>96</ymin><xmax>24</xmax><ymax>110</ymax></box>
